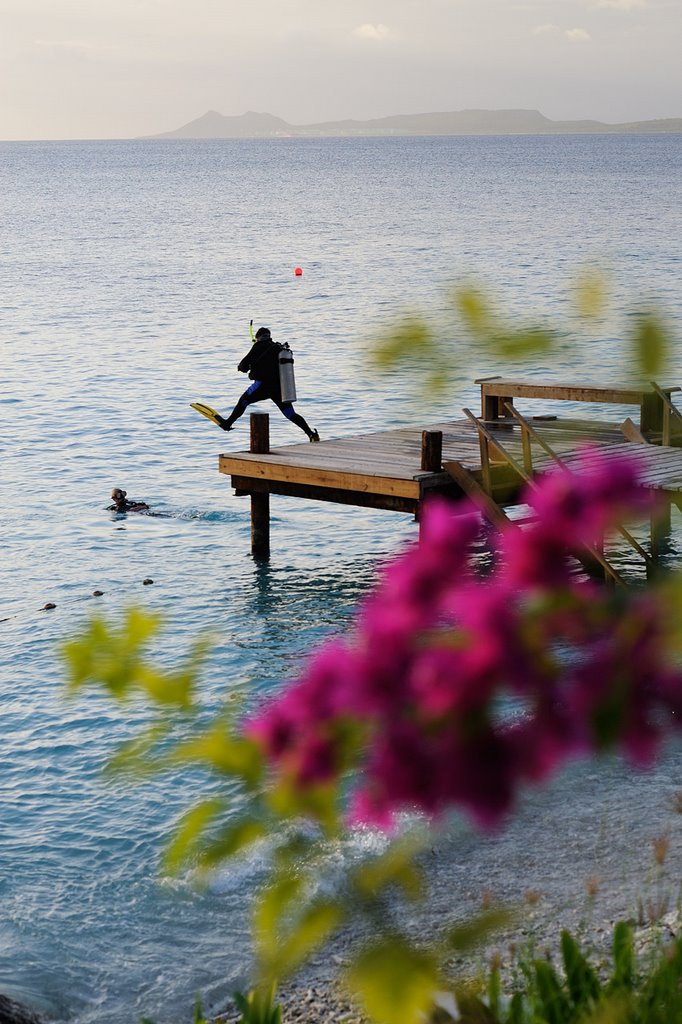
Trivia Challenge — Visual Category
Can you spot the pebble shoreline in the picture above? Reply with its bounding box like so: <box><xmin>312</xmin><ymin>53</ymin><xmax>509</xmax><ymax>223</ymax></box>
<box><xmin>214</xmin><ymin>803</ymin><xmax>682</xmax><ymax>1024</ymax></box>
<box><xmin>215</xmin><ymin>905</ymin><xmax>682</xmax><ymax>1023</ymax></box>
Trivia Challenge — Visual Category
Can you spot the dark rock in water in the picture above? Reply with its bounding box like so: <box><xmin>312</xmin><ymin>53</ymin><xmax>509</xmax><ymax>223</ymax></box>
<box><xmin>0</xmin><ymin>994</ymin><xmax>44</xmax><ymax>1024</ymax></box>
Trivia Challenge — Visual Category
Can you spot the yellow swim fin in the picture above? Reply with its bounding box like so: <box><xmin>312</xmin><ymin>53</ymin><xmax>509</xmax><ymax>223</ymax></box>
<box><xmin>190</xmin><ymin>402</ymin><xmax>224</xmax><ymax>427</ymax></box>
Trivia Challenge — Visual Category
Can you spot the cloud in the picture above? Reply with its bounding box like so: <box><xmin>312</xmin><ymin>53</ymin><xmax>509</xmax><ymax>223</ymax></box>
<box><xmin>352</xmin><ymin>24</ymin><xmax>391</xmax><ymax>42</ymax></box>
<box><xmin>532</xmin><ymin>24</ymin><xmax>592</xmax><ymax>42</ymax></box>
<box><xmin>33</xmin><ymin>38</ymin><xmax>95</xmax><ymax>51</ymax></box>
<box><xmin>595</xmin><ymin>0</ymin><xmax>647</xmax><ymax>8</ymax></box>
<box><xmin>565</xmin><ymin>27</ymin><xmax>592</xmax><ymax>41</ymax></box>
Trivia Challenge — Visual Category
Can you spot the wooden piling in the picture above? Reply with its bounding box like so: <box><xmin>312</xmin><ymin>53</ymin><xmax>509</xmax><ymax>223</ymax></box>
<box><xmin>651</xmin><ymin>497</ymin><xmax>672</xmax><ymax>564</ymax></box>
<box><xmin>421</xmin><ymin>430</ymin><xmax>443</xmax><ymax>472</ymax></box>
<box><xmin>417</xmin><ymin>431</ymin><xmax>443</xmax><ymax>538</ymax></box>
<box><xmin>250</xmin><ymin>412</ymin><xmax>270</xmax><ymax>559</ymax></box>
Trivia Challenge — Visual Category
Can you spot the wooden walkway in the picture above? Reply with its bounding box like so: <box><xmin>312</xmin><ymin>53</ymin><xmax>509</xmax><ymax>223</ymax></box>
<box><xmin>216</xmin><ymin>378</ymin><xmax>682</xmax><ymax>561</ymax></box>
<box><xmin>221</xmin><ymin>419</ymin><xmax>478</xmax><ymax>514</ymax></box>
<box><xmin>220</xmin><ymin>419</ymin><xmax>682</xmax><ymax>506</ymax></box>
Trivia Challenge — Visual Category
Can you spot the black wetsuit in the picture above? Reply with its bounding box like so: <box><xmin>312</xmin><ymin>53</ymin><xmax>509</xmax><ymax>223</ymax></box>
<box><xmin>107</xmin><ymin>499</ymin><xmax>149</xmax><ymax>513</ymax></box>
<box><xmin>223</xmin><ymin>336</ymin><xmax>315</xmax><ymax>437</ymax></box>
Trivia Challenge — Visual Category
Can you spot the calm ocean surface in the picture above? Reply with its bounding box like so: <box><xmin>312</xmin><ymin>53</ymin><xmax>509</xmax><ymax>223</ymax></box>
<box><xmin>1</xmin><ymin>135</ymin><xmax>682</xmax><ymax>1022</ymax></box>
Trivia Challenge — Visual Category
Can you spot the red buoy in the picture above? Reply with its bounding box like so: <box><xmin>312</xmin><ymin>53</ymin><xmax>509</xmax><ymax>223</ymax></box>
<box><xmin>294</xmin><ymin>267</ymin><xmax>303</xmax><ymax>276</ymax></box>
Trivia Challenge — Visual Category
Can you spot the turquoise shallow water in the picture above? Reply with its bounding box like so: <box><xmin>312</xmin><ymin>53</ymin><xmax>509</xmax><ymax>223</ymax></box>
<box><xmin>1</xmin><ymin>134</ymin><xmax>682</xmax><ymax>1022</ymax></box>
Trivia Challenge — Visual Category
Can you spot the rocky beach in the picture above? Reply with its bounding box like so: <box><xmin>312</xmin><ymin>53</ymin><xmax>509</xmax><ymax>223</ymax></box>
<box><xmin>218</xmin><ymin>764</ymin><xmax>682</xmax><ymax>1022</ymax></box>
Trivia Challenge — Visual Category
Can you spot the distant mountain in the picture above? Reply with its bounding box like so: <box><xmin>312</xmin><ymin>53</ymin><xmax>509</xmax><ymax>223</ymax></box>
<box><xmin>151</xmin><ymin>110</ymin><xmax>293</xmax><ymax>138</ymax></box>
<box><xmin>147</xmin><ymin>108</ymin><xmax>682</xmax><ymax>139</ymax></box>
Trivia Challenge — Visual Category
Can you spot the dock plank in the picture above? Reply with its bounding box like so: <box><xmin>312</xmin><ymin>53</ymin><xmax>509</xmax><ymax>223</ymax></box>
<box><xmin>219</xmin><ymin>454</ymin><xmax>427</xmax><ymax>499</ymax></box>
<box><xmin>218</xmin><ymin>416</ymin><xmax>682</xmax><ymax>510</ymax></box>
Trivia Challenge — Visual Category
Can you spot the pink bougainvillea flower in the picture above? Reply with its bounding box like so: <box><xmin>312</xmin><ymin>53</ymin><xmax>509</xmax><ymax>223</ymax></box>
<box><xmin>246</xmin><ymin>450</ymin><xmax>682</xmax><ymax>832</ymax></box>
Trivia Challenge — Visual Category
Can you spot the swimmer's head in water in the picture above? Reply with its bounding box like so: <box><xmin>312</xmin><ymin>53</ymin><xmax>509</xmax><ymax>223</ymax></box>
<box><xmin>111</xmin><ymin>488</ymin><xmax>127</xmax><ymax>501</ymax></box>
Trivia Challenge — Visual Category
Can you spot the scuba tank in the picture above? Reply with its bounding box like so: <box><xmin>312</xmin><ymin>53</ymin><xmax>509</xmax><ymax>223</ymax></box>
<box><xmin>278</xmin><ymin>342</ymin><xmax>297</xmax><ymax>403</ymax></box>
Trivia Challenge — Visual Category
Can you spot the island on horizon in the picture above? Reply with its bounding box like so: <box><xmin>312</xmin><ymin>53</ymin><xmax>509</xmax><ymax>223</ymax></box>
<box><xmin>145</xmin><ymin>107</ymin><xmax>682</xmax><ymax>139</ymax></box>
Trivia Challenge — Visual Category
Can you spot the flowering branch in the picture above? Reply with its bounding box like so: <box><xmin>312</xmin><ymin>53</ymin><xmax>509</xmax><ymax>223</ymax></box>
<box><xmin>248</xmin><ymin>448</ymin><xmax>682</xmax><ymax>831</ymax></box>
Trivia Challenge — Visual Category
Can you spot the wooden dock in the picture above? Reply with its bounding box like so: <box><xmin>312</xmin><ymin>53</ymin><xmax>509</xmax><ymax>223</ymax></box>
<box><xmin>217</xmin><ymin>378</ymin><xmax>682</xmax><ymax>565</ymax></box>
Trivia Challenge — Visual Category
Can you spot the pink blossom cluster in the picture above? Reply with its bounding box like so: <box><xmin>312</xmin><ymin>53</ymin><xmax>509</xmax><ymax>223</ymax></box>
<box><xmin>247</xmin><ymin>449</ymin><xmax>682</xmax><ymax>830</ymax></box>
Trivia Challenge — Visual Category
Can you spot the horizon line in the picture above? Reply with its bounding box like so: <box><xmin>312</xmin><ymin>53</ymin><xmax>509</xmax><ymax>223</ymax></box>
<box><xmin>2</xmin><ymin>106</ymin><xmax>681</xmax><ymax>144</ymax></box>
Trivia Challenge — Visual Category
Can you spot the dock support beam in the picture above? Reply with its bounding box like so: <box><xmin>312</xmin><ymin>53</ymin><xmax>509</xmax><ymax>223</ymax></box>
<box><xmin>250</xmin><ymin>412</ymin><xmax>270</xmax><ymax>559</ymax></box>
<box><xmin>418</xmin><ymin>431</ymin><xmax>444</xmax><ymax>539</ymax></box>
<box><xmin>421</xmin><ymin>430</ymin><xmax>443</xmax><ymax>472</ymax></box>
<box><xmin>651</xmin><ymin>497</ymin><xmax>672</xmax><ymax>564</ymax></box>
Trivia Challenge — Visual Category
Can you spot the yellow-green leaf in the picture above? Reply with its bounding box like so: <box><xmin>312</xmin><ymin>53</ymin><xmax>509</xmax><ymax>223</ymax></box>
<box><xmin>574</xmin><ymin>271</ymin><xmax>608</xmax><ymax>318</ymax></box>
<box><xmin>266</xmin><ymin>778</ymin><xmax>341</xmax><ymax>835</ymax></box>
<box><xmin>197</xmin><ymin>819</ymin><xmax>267</xmax><ymax>871</ymax></box>
<box><xmin>453</xmin><ymin>286</ymin><xmax>494</xmax><ymax>336</ymax></box>
<box><xmin>61</xmin><ymin>608</ymin><xmax>163</xmax><ymax>697</ymax></box>
<box><xmin>495</xmin><ymin>326</ymin><xmax>556</xmax><ymax>360</ymax></box>
<box><xmin>371</xmin><ymin>316</ymin><xmax>435</xmax><ymax>369</ymax></box>
<box><xmin>632</xmin><ymin>312</ymin><xmax>669</xmax><ymax>379</ymax></box>
<box><xmin>163</xmin><ymin>798</ymin><xmax>227</xmax><ymax>873</ymax></box>
<box><xmin>345</xmin><ymin>938</ymin><xmax>440</xmax><ymax>1024</ymax></box>
<box><xmin>262</xmin><ymin>901</ymin><xmax>344</xmax><ymax>980</ymax></box>
<box><xmin>654</xmin><ymin>570</ymin><xmax>682</xmax><ymax>658</ymax></box>
<box><xmin>170</xmin><ymin>724</ymin><xmax>263</xmax><ymax>785</ymax></box>
<box><xmin>352</xmin><ymin>835</ymin><xmax>427</xmax><ymax>901</ymax></box>
<box><xmin>252</xmin><ymin>874</ymin><xmax>305</xmax><ymax>963</ymax></box>
<box><xmin>444</xmin><ymin>908</ymin><xmax>513</xmax><ymax>952</ymax></box>
<box><xmin>104</xmin><ymin>721</ymin><xmax>172</xmax><ymax>777</ymax></box>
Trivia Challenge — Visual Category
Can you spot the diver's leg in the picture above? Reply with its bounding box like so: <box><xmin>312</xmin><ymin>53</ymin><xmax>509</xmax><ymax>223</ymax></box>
<box><xmin>222</xmin><ymin>382</ymin><xmax>265</xmax><ymax>429</ymax></box>
<box><xmin>276</xmin><ymin>401</ymin><xmax>319</xmax><ymax>441</ymax></box>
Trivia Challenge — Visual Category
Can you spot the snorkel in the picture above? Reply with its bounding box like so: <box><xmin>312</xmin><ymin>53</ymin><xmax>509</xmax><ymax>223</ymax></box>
<box><xmin>249</xmin><ymin>319</ymin><xmax>254</xmax><ymax>342</ymax></box>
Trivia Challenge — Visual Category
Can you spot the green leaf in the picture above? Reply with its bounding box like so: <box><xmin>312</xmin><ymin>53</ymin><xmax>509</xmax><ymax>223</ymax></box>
<box><xmin>610</xmin><ymin>921</ymin><xmax>635</xmax><ymax>991</ymax></box>
<box><xmin>233</xmin><ymin>983</ymin><xmax>282</xmax><ymax>1024</ymax></box>
<box><xmin>135</xmin><ymin>638</ymin><xmax>209</xmax><ymax>708</ymax></box>
<box><xmin>162</xmin><ymin>798</ymin><xmax>227</xmax><ymax>873</ymax></box>
<box><xmin>655</xmin><ymin>570</ymin><xmax>682</xmax><ymax>659</ymax></box>
<box><xmin>104</xmin><ymin>721</ymin><xmax>173</xmax><ymax>777</ymax></box>
<box><xmin>632</xmin><ymin>312</ymin><xmax>669</xmax><ymax>379</ymax></box>
<box><xmin>62</xmin><ymin>611</ymin><xmax>156</xmax><ymax>697</ymax></box>
<box><xmin>533</xmin><ymin>960</ymin><xmax>570</xmax><ymax>1024</ymax></box>
<box><xmin>487</xmin><ymin>964</ymin><xmax>501</xmax><ymax>1018</ymax></box>
<box><xmin>560</xmin><ymin>929</ymin><xmax>601</xmax><ymax>1008</ymax></box>
<box><xmin>453</xmin><ymin>286</ymin><xmax>494</xmax><ymax>335</ymax></box>
<box><xmin>233</xmin><ymin>991</ymin><xmax>249</xmax><ymax>1014</ymax></box>
<box><xmin>454</xmin><ymin>989</ymin><xmax>498</xmax><ymax>1023</ymax></box>
<box><xmin>507</xmin><ymin>992</ymin><xmax>524</xmax><ymax>1024</ymax></box>
<box><xmin>193</xmin><ymin>993</ymin><xmax>207</xmax><ymax>1024</ymax></box>
<box><xmin>345</xmin><ymin>937</ymin><xmax>440</xmax><ymax>1024</ymax></box>
<box><xmin>494</xmin><ymin>326</ymin><xmax>556</xmax><ymax>360</ymax></box>
<box><xmin>196</xmin><ymin>818</ymin><xmax>267</xmax><ymax>871</ymax></box>
<box><xmin>266</xmin><ymin>777</ymin><xmax>342</xmax><ymax>835</ymax></box>
<box><xmin>574</xmin><ymin>271</ymin><xmax>608</xmax><ymax>318</ymax></box>
<box><xmin>61</xmin><ymin>608</ymin><xmax>207</xmax><ymax>709</ymax></box>
<box><xmin>267</xmin><ymin>900</ymin><xmax>344</xmax><ymax>979</ymax></box>
<box><xmin>252</xmin><ymin>874</ymin><xmax>305</xmax><ymax>966</ymax></box>
<box><xmin>352</xmin><ymin>834</ymin><xmax>427</xmax><ymax>901</ymax></box>
<box><xmin>170</xmin><ymin>722</ymin><xmax>263</xmax><ymax>786</ymax></box>
<box><xmin>371</xmin><ymin>316</ymin><xmax>435</xmax><ymax>369</ymax></box>
<box><xmin>444</xmin><ymin>909</ymin><xmax>513</xmax><ymax>953</ymax></box>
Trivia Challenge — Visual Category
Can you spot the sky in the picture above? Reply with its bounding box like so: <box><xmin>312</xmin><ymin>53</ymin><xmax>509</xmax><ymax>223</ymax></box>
<box><xmin>0</xmin><ymin>0</ymin><xmax>680</xmax><ymax>140</ymax></box>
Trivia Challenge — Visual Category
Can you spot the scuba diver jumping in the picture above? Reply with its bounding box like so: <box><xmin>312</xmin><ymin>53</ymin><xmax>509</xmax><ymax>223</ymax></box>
<box><xmin>191</xmin><ymin>323</ymin><xmax>320</xmax><ymax>442</ymax></box>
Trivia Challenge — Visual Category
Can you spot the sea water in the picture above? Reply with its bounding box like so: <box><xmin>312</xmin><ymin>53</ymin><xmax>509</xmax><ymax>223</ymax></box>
<box><xmin>1</xmin><ymin>134</ymin><xmax>682</xmax><ymax>1022</ymax></box>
